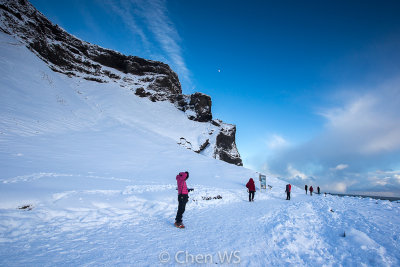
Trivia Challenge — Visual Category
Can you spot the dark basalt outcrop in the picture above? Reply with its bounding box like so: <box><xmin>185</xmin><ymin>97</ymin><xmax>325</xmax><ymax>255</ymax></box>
<box><xmin>176</xmin><ymin>93</ymin><xmax>212</xmax><ymax>122</ymax></box>
<box><xmin>189</xmin><ymin>93</ymin><xmax>212</xmax><ymax>122</ymax></box>
<box><xmin>0</xmin><ymin>0</ymin><xmax>242</xmax><ymax>166</ymax></box>
<box><xmin>214</xmin><ymin>121</ymin><xmax>242</xmax><ymax>166</ymax></box>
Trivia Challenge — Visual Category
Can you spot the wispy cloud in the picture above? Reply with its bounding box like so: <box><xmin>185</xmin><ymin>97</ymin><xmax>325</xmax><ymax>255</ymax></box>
<box><xmin>138</xmin><ymin>0</ymin><xmax>190</xmax><ymax>83</ymax></box>
<box><xmin>105</xmin><ymin>0</ymin><xmax>150</xmax><ymax>50</ymax></box>
<box><xmin>266</xmin><ymin>134</ymin><xmax>288</xmax><ymax>149</ymax></box>
<box><xmin>103</xmin><ymin>0</ymin><xmax>191</xmax><ymax>90</ymax></box>
<box><xmin>331</xmin><ymin>164</ymin><xmax>349</xmax><ymax>171</ymax></box>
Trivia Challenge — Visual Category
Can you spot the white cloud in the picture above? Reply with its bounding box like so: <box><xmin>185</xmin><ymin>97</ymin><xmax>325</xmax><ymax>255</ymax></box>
<box><xmin>320</xmin><ymin>79</ymin><xmax>400</xmax><ymax>155</ymax></box>
<box><xmin>267</xmin><ymin>134</ymin><xmax>288</xmax><ymax>149</ymax></box>
<box><xmin>368</xmin><ymin>170</ymin><xmax>400</xmax><ymax>186</ymax></box>
<box><xmin>332</xmin><ymin>182</ymin><xmax>347</xmax><ymax>193</ymax></box>
<box><xmin>287</xmin><ymin>164</ymin><xmax>308</xmax><ymax>180</ymax></box>
<box><xmin>331</xmin><ymin>164</ymin><xmax>349</xmax><ymax>171</ymax></box>
<box><xmin>374</xmin><ymin>179</ymin><xmax>389</xmax><ymax>186</ymax></box>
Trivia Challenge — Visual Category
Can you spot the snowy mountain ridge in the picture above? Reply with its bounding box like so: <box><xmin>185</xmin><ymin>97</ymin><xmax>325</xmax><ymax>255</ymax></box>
<box><xmin>0</xmin><ymin>0</ymin><xmax>242</xmax><ymax>166</ymax></box>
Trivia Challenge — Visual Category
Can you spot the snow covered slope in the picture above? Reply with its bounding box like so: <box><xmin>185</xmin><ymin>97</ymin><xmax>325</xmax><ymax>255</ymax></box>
<box><xmin>0</xmin><ymin>0</ymin><xmax>242</xmax><ymax>166</ymax></box>
<box><xmin>0</xmin><ymin>30</ymin><xmax>243</xmax><ymax>183</ymax></box>
<box><xmin>1</xmin><ymin>2</ymin><xmax>400</xmax><ymax>267</ymax></box>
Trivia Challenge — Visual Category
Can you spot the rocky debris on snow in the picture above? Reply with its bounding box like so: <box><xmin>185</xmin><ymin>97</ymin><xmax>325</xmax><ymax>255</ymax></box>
<box><xmin>177</xmin><ymin>137</ymin><xmax>193</xmax><ymax>150</ymax></box>
<box><xmin>201</xmin><ymin>195</ymin><xmax>222</xmax><ymax>200</ymax></box>
<box><xmin>0</xmin><ymin>0</ymin><xmax>242</xmax><ymax>166</ymax></box>
<box><xmin>178</xmin><ymin>137</ymin><xmax>211</xmax><ymax>154</ymax></box>
<box><xmin>195</xmin><ymin>139</ymin><xmax>210</xmax><ymax>153</ymax></box>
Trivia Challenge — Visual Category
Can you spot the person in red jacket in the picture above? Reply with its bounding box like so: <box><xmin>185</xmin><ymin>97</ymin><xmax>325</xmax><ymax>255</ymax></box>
<box><xmin>285</xmin><ymin>184</ymin><xmax>291</xmax><ymax>200</ymax></box>
<box><xmin>246</xmin><ymin>178</ymin><xmax>256</xmax><ymax>202</ymax></box>
<box><xmin>309</xmin><ymin>186</ymin><xmax>314</xmax><ymax>196</ymax></box>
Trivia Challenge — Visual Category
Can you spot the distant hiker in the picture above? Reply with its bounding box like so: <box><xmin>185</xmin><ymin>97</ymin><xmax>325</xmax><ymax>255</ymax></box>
<box><xmin>317</xmin><ymin>186</ymin><xmax>320</xmax><ymax>194</ymax></box>
<box><xmin>285</xmin><ymin>184</ymin><xmax>291</xmax><ymax>200</ymax></box>
<box><xmin>305</xmin><ymin>185</ymin><xmax>308</xmax><ymax>194</ymax></box>
<box><xmin>310</xmin><ymin>186</ymin><xmax>314</xmax><ymax>196</ymax></box>
<box><xmin>246</xmin><ymin>178</ymin><xmax>256</xmax><ymax>202</ymax></box>
<box><xmin>175</xmin><ymin>171</ymin><xmax>190</xmax><ymax>228</ymax></box>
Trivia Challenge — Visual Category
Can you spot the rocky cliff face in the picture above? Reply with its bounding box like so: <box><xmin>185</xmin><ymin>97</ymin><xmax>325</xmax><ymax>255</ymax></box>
<box><xmin>0</xmin><ymin>0</ymin><xmax>242</xmax><ymax>166</ymax></box>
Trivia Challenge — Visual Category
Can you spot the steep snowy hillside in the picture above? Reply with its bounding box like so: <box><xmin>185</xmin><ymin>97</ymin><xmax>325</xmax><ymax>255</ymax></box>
<box><xmin>0</xmin><ymin>0</ymin><xmax>242</xmax><ymax>166</ymax></box>
<box><xmin>0</xmin><ymin>30</ymin><xmax>238</xmax><ymax>182</ymax></box>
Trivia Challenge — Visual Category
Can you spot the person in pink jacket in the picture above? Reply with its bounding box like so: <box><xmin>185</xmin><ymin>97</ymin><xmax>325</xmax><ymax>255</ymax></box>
<box><xmin>175</xmin><ymin>171</ymin><xmax>190</xmax><ymax>228</ymax></box>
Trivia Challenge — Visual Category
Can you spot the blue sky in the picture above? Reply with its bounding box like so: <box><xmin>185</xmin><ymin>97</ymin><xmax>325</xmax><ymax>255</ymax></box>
<box><xmin>30</xmin><ymin>0</ymin><xmax>400</xmax><ymax>196</ymax></box>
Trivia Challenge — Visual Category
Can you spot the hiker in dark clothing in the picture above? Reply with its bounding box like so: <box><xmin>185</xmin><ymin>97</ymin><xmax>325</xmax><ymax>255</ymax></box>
<box><xmin>285</xmin><ymin>184</ymin><xmax>291</xmax><ymax>200</ymax></box>
<box><xmin>246</xmin><ymin>178</ymin><xmax>256</xmax><ymax>202</ymax></box>
<box><xmin>305</xmin><ymin>185</ymin><xmax>308</xmax><ymax>194</ymax></box>
<box><xmin>310</xmin><ymin>186</ymin><xmax>314</xmax><ymax>196</ymax></box>
<box><xmin>317</xmin><ymin>186</ymin><xmax>320</xmax><ymax>194</ymax></box>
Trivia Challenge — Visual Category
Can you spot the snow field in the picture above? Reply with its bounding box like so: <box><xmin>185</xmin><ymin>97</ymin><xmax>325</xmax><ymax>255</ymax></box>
<box><xmin>1</xmin><ymin>171</ymin><xmax>399</xmax><ymax>266</ymax></box>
